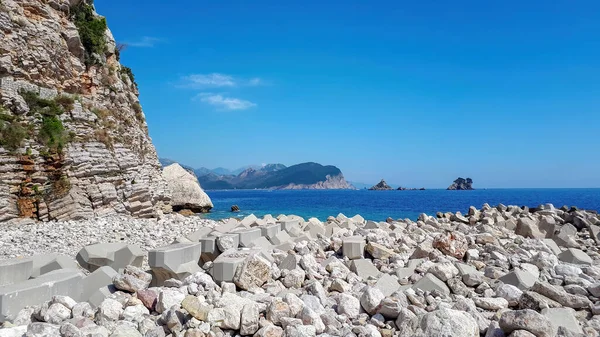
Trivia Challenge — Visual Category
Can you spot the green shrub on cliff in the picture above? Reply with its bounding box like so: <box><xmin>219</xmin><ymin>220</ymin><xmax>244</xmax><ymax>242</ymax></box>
<box><xmin>120</xmin><ymin>66</ymin><xmax>138</xmax><ymax>89</ymax></box>
<box><xmin>0</xmin><ymin>110</ymin><xmax>27</xmax><ymax>152</ymax></box>
<box><xmin>39</xmin><ymin>115</ymin><xmax>68</xmax><ymax>153</ymax></box>
<box><xmin>21</xmin><ymin>91</ymin><xmax>64</xmax><ymax>116</ymax></box>
<box><xmin>71</xmin><ymin>2</ymin><xmax>107</xmax><ymax>66</ymax></box>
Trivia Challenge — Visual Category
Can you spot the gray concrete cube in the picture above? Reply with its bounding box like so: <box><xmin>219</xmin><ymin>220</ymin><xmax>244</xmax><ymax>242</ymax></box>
<box><xmin>324</xmin><ymin>224</ymin><xmax>341</xmax><ymax>237</ymax></box>
<box><xmin>214</xmin><ymin>219</ymin><xmax>239</xmax><ymax>233</ymax></box>
<box><xmin>82</xmin><ymin>266</ymin><xmax>118</xmax><ymax>302</ymax></box>
<box><xmin>0</xmin><ymin>269</ymin><xmax>84</xmax><ymax>322</ymax></box>
<box><xmin>278</xmin><ymin>220</ymin><xmax>300</xmax><ymax>233</ymax></box>
<box><xmin>0</xmin><ymin>258</ymin><xmax>33</xmax><ymax>286</ymax></box>
<box><xmin>275</xmin><ymin>242</ymin><xmax>295</xmax><ymax>252</ymax></box>
<box><xmin>76</xmin><ymin>243</ymin><xmax>144</xmax><ymax>273</ymax></box>
<box><xmin>249</xmin><ymin>237</ymin><xmax>273</xmax><ymax>249</ymax></box>
<box><xmin>199</xmin><ymin>236</ymin><xmax>220</xmax><ymax>263</ymax></box>
<box><xmin>149</xmin><ymin>243</ymin><xmax>202</xmax><ymax>285</ymax></box>
<box><xmin>261</xmin><ymin>223</ymin><xmax>281</xmax><ymax>240</ymax></box>
<box><xmin>305</xmin><ymin>222</ymin><xmax>325</xmax><ymax>238</ymax></box>
<box><xmin>30</xmin><ymin>254</ymin><xmax>79</xmax><ymax>277</ymax></box>
<box><xmin>236</xmin><ymin>228</ymin><xmax>262</xmax><ymax>248</ymax></box>
<box><xmin>270</xmin><ymin>231</ymin><xmax>292</xmax><ymax>245</ymax></box>
<box><xmin>187</xmin><ymin>227</ymin><xmax>214</xmax><ymax>242</ymax></box>
<box><xmin>342</xmin><ymin>236</ymin><xmax>366</xmax><ymax>260</ymax></box>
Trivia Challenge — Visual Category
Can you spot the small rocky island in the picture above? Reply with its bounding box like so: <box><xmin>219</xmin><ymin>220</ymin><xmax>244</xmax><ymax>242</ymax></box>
<box><xmin>369</xmin><ymin>179</ymin><xmax>393</xmax><ymax>190</ymax></box>
<box><xmin>397</xmin><ymin>187</ymin><xmax>426</xmax><ymax>191</ymax></box>
<box><xmin>448</xmin><ymin>177</ymin><xmax>474</xmax><ymax>190</ymax></box>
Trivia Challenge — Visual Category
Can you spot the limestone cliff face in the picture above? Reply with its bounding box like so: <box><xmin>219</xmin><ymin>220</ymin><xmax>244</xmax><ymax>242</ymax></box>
<box><xmin>0</xmin><ymin>0</ymin><xmax>171</xmax><ymax>222</ymax></box>
<box><xmin>277</xmin><ymin>174</ymin><xmax>355</xmax><ymax>190</ymax></box>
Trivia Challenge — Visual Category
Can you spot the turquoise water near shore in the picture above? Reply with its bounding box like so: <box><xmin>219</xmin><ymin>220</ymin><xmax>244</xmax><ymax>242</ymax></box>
<box><xmin>201</xmin><ymin>189</ymin><xmax>600</xmax><ymax>221</ymax></box>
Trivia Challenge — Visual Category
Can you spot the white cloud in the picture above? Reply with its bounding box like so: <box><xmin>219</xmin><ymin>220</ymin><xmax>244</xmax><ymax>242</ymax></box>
<box><xmin>180</xmin><ymin>74</ymin><xmax>265</xmax><ymax>89</ymax></box>
<box><xmin>182</xmin><ymin>73</ymin><xmax>236</xmax><ymax>88</ymax></box>
<box><xmin>126</xmin><ymin>37</ymin><xmax>162</xmax><ymax>48</ymax></box>
<box><xmin>248</xmin><ymin>77</ymin><xmax>262</xmax><ymax>86</ymax></box>
<box><xmin>196</xmin><ymin>93</ymin><xmax>256</xmax><ymax>111</ymax></box>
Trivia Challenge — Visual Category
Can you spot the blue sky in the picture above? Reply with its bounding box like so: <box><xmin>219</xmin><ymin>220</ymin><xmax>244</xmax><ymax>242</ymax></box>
<box><xmin>96</xmin><ymin>0</ymin><xmax>600</xmax><ymax>188</ymax></box>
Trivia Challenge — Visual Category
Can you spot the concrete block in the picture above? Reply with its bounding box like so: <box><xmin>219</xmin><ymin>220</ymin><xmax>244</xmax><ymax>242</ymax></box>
<box><xmin>270</xmin><ymin>231</ymin><xmax>292</xmax><ymax>245</ymax></box>
<box><xmin>350</xmin><ymin>259</ymin><xmax>381</xmax><ymax>280</ymax></box>
<box><xmin>305</xmin><ymin>222</ymin><xmax>325</xmax><ymax>238</ymax></box>
<box><xmin>365</xmin><ymin>221</ymin><xmax>379</xmax><ymax>229</ymax></box>
<box><xmin>82</xmin><ymin>266</ymin><xmax>118</xmax><ymax>302</ymax></box>
<box><xmin>278</xmin><ymin>220</ymin><xmax>301</xmax><ymax>233</ymax></box>
<box><xmin>275</xmin><ymin>242</ymin><xmax>295</xmax><ymax>252</ymax></box>
<box><xmin>261</xmin><ymin>223</ymin><xmax>281</xmax><ymax>240</ymax></box>
<box><xmin>0</xmin><ymin>258</ymin><xmax>32</xmax><ymax>286</ymax></box>
<box><xmin>542</xmin><ymin>307</ymin><xmax>582</xmax><ymax>334</ymax></box>
<box><xmin>216</xmin><ymin>233</ymin><xmax>240</xmax><ymax>252</ymax></box>
<box><xmin>187</xmin><ymin>227</ymin><xmax>214</xmax><ymax>242</ymax></box>
<box><xmin>292</xmin><ymin>234</ymin><xmax>311</xmax><ymax>243</ymax></box>
<box><xmin>375</xmin><ymin>274</ymin><xmax>401</xmax><ymax>297</ymax></box>
<box><xmin>241</xmin><ymin>214</ymin><xmax>259</xmax><ymax>227</ymax></box>
<box><xmin>28</xmin><ymin>254</ymin><xmax>78</xmax><ymax>278</ymax></box>
<box><xmin>351</xmin><ymin>214</ymin><xmax>365</xmax><ymax>224</ymax></box>
<box><xmin>342</xmin><ymin>236</ymin><xmax>365</xmax><ymax>260</ymax></box>
<box><xmin>88</xmin><ymin>285</ymin><xmax>117</xmax><ymax>308</ymax></box>
<box><xmin>339</xmin><ymin>221</ymin><xmax>357</xmax><ymax>231</ymax></box>
<box><xmin>324</xmin><ymin>223</ymin><xmax>342</xmax><ymax>237</ymax></box>
<box><xmin>76</xmin><ymin>243</ymin><xmax>144</xmax><ymax>273</ymax></box>
<box><xmin>249</xmin><ymin>237</ymin><xmax>273</xmax><ymax>249</ymax></box>
<box><xmin>214</xmin><ymin>219</ymin><xmax>239</xmax><ymax>233</ymax></box>
<box><xmin>236</xmin><ymin>228</ymin><xmax>262</xmax><ymax>248</ymax></box>
<box><xmin>0</xmin><ymin>269</ymin><xmax>84</xmax><ymax>322</ymax></box>
<box><xmin>199</xmin><ymin>236</ymin><xmax>220</xmax><ymax>263</ymax></box>
<box><xmin>172</xmin><ymin>236</ymin><xmax>192</xmax><ymax>244</ymax></box>
<box><xmin>211</xmin><ymin>249</ymin><xmax>248</xmax><ymax>283</ymax></box>
<box><xmin>149</xmin><ymin>243</ymin><xmax>202</xmax><ymax>285</ymax></box>
<box><xmin>253</xmin><ymin>218</ymin><xmax>267</xmax><ymax>227</ymax></box>
<box><xmin>336</xmin><ymin>213</ymin><xmax>348</xmax><ymax>222</ymax></box>
<box><xmin>558</xmin><ymin>248</ymin><xmax>593</xmax><ymax>265</ymax></box>
<box><xmin>498</xmin><ymin>268</ymin><xmax>538</xmax><ymax>290</ymax></box>
<box><xmin>412</xmin><ymin>273</ymin><xmax>450</xmax><ymax>296</ymax></box>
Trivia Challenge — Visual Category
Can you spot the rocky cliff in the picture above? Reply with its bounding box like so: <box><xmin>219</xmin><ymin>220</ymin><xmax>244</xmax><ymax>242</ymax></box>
<box><xmin>0</xmin><ymin>0</ymin><xmax>170</xmax><ymax>222</ymax></box>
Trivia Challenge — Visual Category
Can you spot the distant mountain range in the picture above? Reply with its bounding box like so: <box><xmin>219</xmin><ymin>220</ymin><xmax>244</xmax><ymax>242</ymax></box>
<box><xmin>159</xmin><ymin>159</ymin><xmax>355</xmax><ymax>190</ymax></box>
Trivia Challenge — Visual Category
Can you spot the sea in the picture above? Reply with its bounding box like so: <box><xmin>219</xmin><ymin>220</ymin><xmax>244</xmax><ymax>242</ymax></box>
<box><xmin>201</xmin><ymin>188</ymin><xmax>600</xmax><ymax>222</ymax></box>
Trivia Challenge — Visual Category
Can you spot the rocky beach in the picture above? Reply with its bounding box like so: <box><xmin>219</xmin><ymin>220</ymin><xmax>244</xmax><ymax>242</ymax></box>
<box><xmin>1</xmin><ymin>203</ymin><xmax>599</xmax><ymax>337</ymax></box>
<box><xmin>1</xmin><ymin>1</ymin><xmax>599</xmax><ymax>336</ymax></box>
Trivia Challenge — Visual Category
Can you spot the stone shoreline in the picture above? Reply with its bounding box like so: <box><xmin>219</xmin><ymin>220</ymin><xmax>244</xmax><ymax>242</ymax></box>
<box><xmin>0</xmin><ymin>204</ymin><xmax>599</xmax><ymax>337</ymax></box>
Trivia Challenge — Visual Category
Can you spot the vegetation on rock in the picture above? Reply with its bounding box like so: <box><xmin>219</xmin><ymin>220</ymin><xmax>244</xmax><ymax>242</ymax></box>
<box><xmin>120</xmin><ymin>66</ymin><xmax>137</xmax><ymax>88</ymax></box>
<box><xmin>22</xmin><ymin>91</ymin><xmax>65</xmax><ymax>117</ymax></box>
<box><xmin>39</xmin><ymin>115</ymin><xmax>68</xmax><ymax>153</ymax></box>
<box><xmin>20</xmin><ymin>91</ymin><xmax>71</xmax><ymax>153</ymax></box>
<box><xmin>0</xmin><ymin>109</ymin><xmax>27</xmax><ymax>152</ymax></box>
<box><xmin>70</xmin><ymin>1</ymin><xmax>107</xmax><ymax>66</ymax></box>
